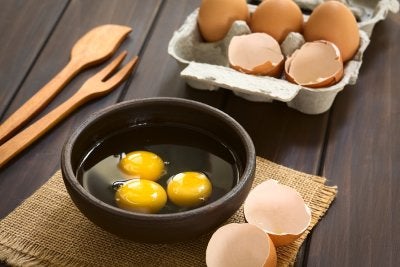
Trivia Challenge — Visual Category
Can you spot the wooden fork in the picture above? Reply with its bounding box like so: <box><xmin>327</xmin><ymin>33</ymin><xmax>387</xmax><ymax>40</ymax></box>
<box><xmin>0</xmin><ymin>52</ymin><xmax>138</xmax><ymax>168</ymax></box>
<box><xmin>0</xmin><ymin>25</ymin><xmax>132</xmax><ymax>145</ymax></box>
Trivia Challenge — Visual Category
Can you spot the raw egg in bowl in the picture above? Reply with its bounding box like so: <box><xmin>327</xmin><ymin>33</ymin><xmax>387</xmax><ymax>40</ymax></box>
<box><xmin>61</xmin><ymin>97</ymin><xmax>255</xmax><ymax>242</ymax></box>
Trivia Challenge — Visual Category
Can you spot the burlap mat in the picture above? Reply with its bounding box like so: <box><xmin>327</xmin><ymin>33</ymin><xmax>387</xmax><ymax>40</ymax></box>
<box><xmin>0</xmin><ymin>157</ymin><xmax>337</xmax><ymax>267</ymax></box>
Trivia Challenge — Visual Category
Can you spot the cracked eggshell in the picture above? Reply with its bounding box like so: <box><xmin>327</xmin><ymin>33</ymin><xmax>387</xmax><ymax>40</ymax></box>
<box><xmin>243</xmin><ymin>179</ymin><xmax>311</xmax><ymax>247</ymax></box>
<box><xmin>285</xmin><ymin>40</ymin><xmax>344</xmax><ymax>88</ymax></box>
<box><xmin>168</xmin><ymin>1</ymin><xmax>397</xmax><ymax>114</ymax></box>
<box><xmin>228</xmin><ymin>33</ymin><xmax>284</xmax><ymax>77</ymax></box>
<box><xmin>206</xmin><ymin>223</ymin><xmax>277</xmax><ymax>267</ymax></box>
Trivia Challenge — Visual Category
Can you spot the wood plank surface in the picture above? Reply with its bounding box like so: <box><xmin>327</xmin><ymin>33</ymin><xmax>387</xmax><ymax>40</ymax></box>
<box><xmin>0</xmin><ymin>0</ymin><xmax>162</xmax><ymax>218</ymax></box>
<box><xmin>223</xmin><ymin>98</ymin><xmax>330</xmax><ymax>266</ymax></box>
<box><xmin>121</xmin><ymin>0</ymin><xmax>227</xmax><ymax>107</ymax></box>
<box><xmin>0</xmin><ymin>0</ymin><xmax>69</xmax><ymax>116</ymax></box>
<box><xmin>306</xmin><ymin>13</ymin><xmax>400</xmax><ymax>267</ymax></box>
<box><xmin>224</xmin><ymin>98</ymin><xmax>328</xmax><ymax>173</ymax></box>
<box><xmin>0</xmin><ymin>1</ymin><xmax>399</xmax><ymax>267</ymax></box>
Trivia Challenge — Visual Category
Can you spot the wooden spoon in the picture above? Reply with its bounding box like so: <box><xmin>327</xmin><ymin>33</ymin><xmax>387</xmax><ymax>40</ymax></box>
<box><xmin>0</xmin><ymin>24</ymin><xmax>132</xmax><ymax>145</ymax></box>
<box><xmin>0</xmin><ymin>52</ymin><xmax>138</xmax><ymax>168</ymax></box>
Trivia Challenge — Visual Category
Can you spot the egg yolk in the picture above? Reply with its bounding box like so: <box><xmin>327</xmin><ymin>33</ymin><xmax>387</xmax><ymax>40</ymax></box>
<box><xmin>167</xmin><ymin>172</ymin><xmax>212</xmax><ymax>208</ymax></box>
<box><xmin>115</xmin><ymin>179</ymin><xmax>167</xmax><ymax>214</ymax></box>
<box><xmin>118</xmin><ymin>151</ymin><xmax>164</xmax><ymax>181</ymax></box>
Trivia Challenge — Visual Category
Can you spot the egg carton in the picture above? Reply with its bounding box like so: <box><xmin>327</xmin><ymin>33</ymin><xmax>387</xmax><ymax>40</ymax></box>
<box><xmin>168</xmin><ymin>0</ymin><xmax>399</xmax><ymax>114</ymax></box>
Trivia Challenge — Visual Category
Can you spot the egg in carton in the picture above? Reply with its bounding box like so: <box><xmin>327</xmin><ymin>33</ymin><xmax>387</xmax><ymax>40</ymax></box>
<box><xmin>168</xmin><ymin>1</ymin><xmax>399</xmax><ymax>114</ymax></box>
<box><xmin>295</xmin><ymin>0</ymin><xmax>399</xmax><ymax>36</ymax></box>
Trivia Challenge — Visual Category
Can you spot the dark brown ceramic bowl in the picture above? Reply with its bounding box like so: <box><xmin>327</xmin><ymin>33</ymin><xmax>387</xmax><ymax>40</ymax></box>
<box><xmin>61</xmin><ymin>97</ymin><xmax>255</xmax><ymax>243</ymax></box>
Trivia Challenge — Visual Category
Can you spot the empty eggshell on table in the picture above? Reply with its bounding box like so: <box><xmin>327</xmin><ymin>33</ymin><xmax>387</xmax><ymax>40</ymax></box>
<box><xmin>206</xmin><ymin>223</ymin><xmax>277</xmax><ymax>267</ymax></box>
<box><xmin>244</xmin><ymin>179</ymin><xmax>311</xmax><ymax>247</ymax></box>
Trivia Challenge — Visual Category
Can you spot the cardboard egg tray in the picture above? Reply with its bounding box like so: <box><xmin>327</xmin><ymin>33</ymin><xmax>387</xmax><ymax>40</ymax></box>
<box><xmin>168</xmin><ymin>0</ymin><xmax>399</xmax><ymax>114</ymax></box>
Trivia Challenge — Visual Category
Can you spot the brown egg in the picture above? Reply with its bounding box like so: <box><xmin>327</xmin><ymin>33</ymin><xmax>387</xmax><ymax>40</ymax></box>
<box><xmin>304</xmin><ymin>1</ymin><xmax>360</xmax><ymax>62</ymax></box>
<box><xmin>228</xmin><ymin>33</ymin><xmax>284</xmax><ymax>77</ymax></box>
<box><xmin>244</xmin><ymin>180</ymin><xmax>311</xmax><ymax>247</ymax></box>
<box><xmin>285</xmin><ymin>40</ymin><xmax>344</xmax><ymax>88</ymax></box>
<box><xmin>206</xmin><ymin>223</ymin><xmax>277</xmax><ymax>267</ymax></box>
<box><xmin>250</xmin><ymin>0</ymin><xmax>303</xmax><ymax>43</ymax></box>
<box><xmin>198</xmin><ymin>0</ymin><xmax>249</xmax><ymax>42</ymax></box>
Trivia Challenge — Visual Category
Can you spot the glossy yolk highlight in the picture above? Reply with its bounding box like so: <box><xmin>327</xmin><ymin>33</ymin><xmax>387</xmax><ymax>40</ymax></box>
<box><xmin>118</xmin><ymin>151</ymin><xmax>164</xmax><ymax>181</ymax></box>
<box><xmin>167</xmin><ymin>172</ymin><xmax>212</xmax><ymax>208</ymax></box>
<box><xmin>115</xmin><ymin>179</ymin><xmax>167</xmax><ymax>214</ymax></box>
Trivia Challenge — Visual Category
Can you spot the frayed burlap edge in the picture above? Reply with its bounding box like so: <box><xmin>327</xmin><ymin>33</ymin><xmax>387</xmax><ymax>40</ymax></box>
<box><xmin>0</xmin><ymin>236</ymin><xmax>90</xmax><ymax>267</ymax></box>
<box><xmin>246</xmin><ymin>157</ymin><xmax>337</xmax><ymax>266</ymax></box>
<box><xmin>0</xmin><ymin>157</ymin><xmax>337</xmax><ymax>267</ymax></box>
<box><xmin>276</xmin><ymin>180</ymin><xmax>337</xmax><ymax>266</ymax></box>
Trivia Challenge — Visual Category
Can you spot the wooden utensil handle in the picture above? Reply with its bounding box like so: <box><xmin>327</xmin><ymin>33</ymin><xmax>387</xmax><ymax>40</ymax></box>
<box><xmin>0</xmin><ymin>59</ymin><xmax>83</xmax><ymax>145</ymax></box>
<box><xmin>0</xmin><ymin>92</ymin><xmax>89</xmax><ymax>168</ymax></box>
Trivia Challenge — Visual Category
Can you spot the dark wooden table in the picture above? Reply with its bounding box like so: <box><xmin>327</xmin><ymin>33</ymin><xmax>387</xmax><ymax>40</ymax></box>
<box><xmin>0</xmin><ymin>0</ymin><xmax>398</xmax><ymax>266</ymax></box>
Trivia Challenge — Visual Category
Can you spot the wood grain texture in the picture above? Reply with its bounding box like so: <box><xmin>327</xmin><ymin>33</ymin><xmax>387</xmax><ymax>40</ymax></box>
<box><xmin>0</xmin><ymin>0</ymin><xmax>162</xmax><ymax>218</ymax></box>
<box><xmin>0</xmin><ymin>1</ymin><xmax>399</xmax><ymax>267</ymax></box>
<box><xmin>0</xmin><ymin>24</ymin><xmax>132</xmax><ymax>144</ymax></box>
<box><xmin>306</xmin><ymin>13</ymin><xmax>400</xmax><ymax>267</ymax></box>
<box><xmin>223</xmin><ymin>91</ymin><xmax>329</xmax><ymax>267</ymax></box>
<box><xmin>121</xmin><ymin>0</ymin><xmax>226</xmax><ymax>108</ymax></box>
<box><xmin>0</xmin><ymin>0</ymin><xmax>69</xmax><ymax>116</ymax></box>
<box><xmin>224</xmin><ymin>97</ymin><xmax>328</xmax><ymax>175</ymax></box>
<box><xmin>0</xmin><ymin>54</ymin><xmax>137</xmax><ymax>168</ymax></box>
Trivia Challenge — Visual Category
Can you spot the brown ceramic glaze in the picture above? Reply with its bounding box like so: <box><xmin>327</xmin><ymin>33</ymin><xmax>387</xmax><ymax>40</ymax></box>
<box><xmin>61</xmin><ymin>97</ymin><xmax>255</xmax><ymax>243</ymax></box>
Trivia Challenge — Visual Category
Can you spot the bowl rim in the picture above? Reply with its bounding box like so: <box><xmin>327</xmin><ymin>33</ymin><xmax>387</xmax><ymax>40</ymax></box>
<box><xmin>61</xmin><ymin>97</ymin><xmax>255</xmax><ymax>221</ymax></box>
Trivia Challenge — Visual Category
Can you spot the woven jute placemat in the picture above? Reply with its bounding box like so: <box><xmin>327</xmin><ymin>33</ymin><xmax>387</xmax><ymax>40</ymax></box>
<box><xmin>0</xmin><ymin>157</ymin><xmax>337</xmax><ymax>267</ymax></box>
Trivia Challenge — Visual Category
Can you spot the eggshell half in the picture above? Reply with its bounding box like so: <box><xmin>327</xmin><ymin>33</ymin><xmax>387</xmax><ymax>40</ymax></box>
<box><xmin>206</xmin><ymin>223</ymin><xmax>277</xmax><ymax>267</ymax></box>
<box><xmin>284</xmin><ymin>40</ymin><xmax>344</xmax><ymax>88</ymax></box>
<box><xmin>228</xmin><ymin>33</ymin><xmax>284</xmax><ymax>77</ymax></box>
<box><xmin>250</xmin><ymin>0</ymin><xmax>303</xmax><ymax>43</ymax></box>
<box><xmin>304</xmin><ymin>1</ymin><xmax>360</xmax><ymax>62</ymax></box>
<box><xmin>198</xmin><ymin>0</ymin><xmax>249</xmax><ymax>42</ymax></box>
<box><xmin>244</xmin><ymin>179</ymin><xmax>311</xmax><ymax>247</ymax></box>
